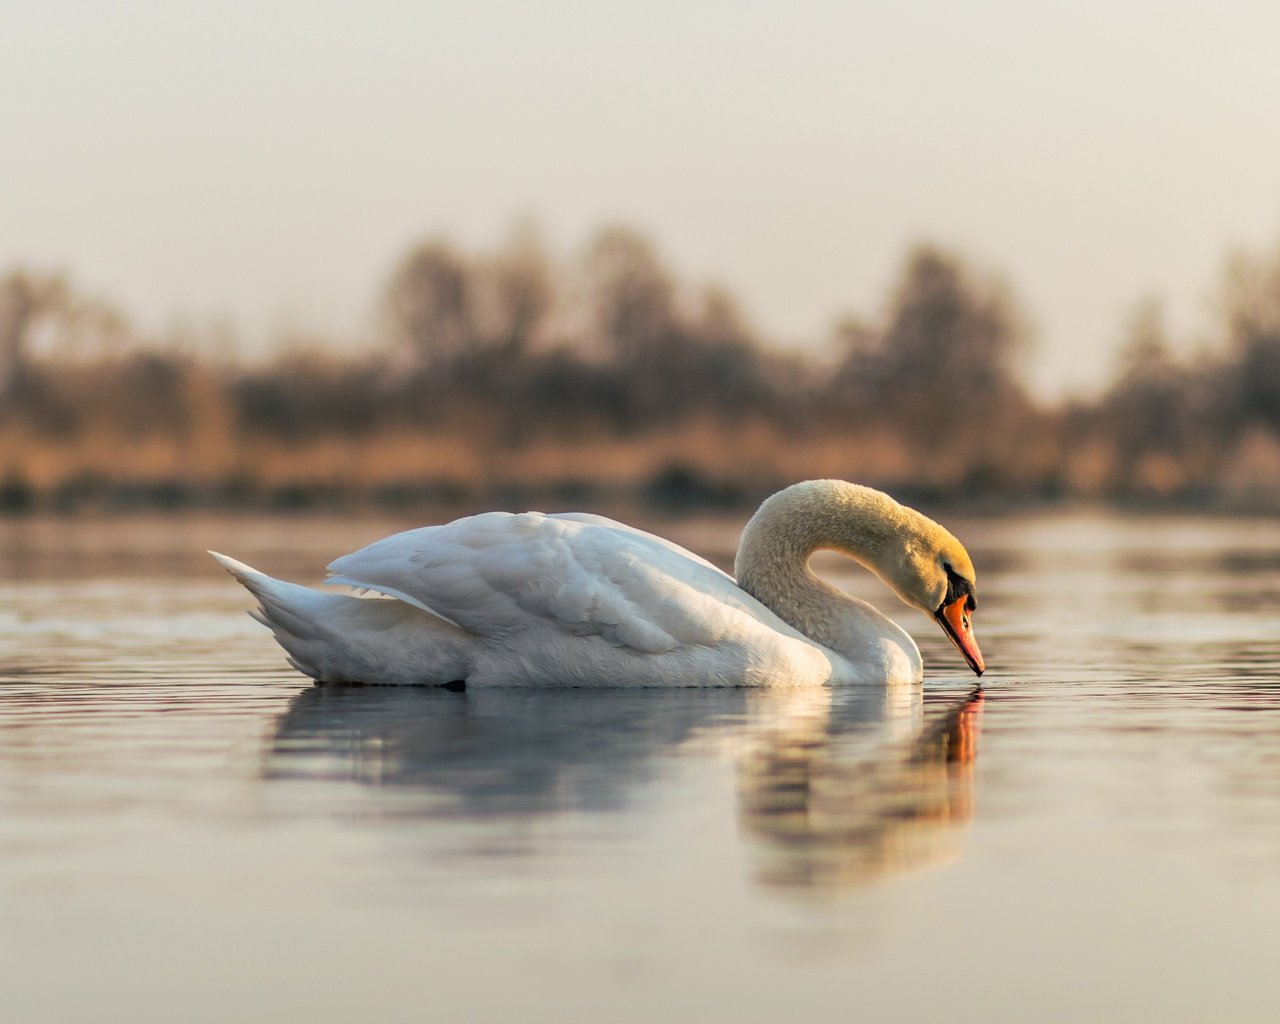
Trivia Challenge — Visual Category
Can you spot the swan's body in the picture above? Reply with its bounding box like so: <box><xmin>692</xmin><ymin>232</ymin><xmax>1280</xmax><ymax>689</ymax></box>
<box><xmin>213</xmin><ymin>480</ymin><xmax>984</xmax><ymax>688</ymax></box>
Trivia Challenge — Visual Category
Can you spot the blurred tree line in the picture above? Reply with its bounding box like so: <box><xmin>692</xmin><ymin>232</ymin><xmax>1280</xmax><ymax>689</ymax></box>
<box><xmin>3</xmin><ymin>224</ymin><xmax>1280</xmax><ymax>512</ymax></box>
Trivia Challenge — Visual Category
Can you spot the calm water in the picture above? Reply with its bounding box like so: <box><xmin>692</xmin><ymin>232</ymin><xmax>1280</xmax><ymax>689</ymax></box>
<box><xmin>2</xmin><ymin>510</ymin><xmax>1279</xmax><ymax>1022</ymax></box>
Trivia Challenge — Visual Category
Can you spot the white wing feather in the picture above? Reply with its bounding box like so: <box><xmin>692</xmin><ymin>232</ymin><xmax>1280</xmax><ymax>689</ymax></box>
<box><xmin>325</xmin><ymin>512</ymin><xmax>764</xmax><ymax>655</ymax></box>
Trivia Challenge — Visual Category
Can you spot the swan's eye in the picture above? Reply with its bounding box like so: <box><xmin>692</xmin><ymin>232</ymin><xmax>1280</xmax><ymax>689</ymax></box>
<box><xmin>942</xmin><ymin>563</ymin><xmax>977</xmax><ymax>611</ymax></box>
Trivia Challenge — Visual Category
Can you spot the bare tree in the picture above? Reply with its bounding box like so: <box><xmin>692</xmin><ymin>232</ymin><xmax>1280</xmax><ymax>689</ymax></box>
<box><xmin>382</xmin><ymin>240</ymin><xmax>476</xmax><ymax>368</ymax></box>
<box><xmin>475</xmin><ymin>222</ymin><xmax>555</xmax><ymax>356</ymax></box>
<box><xmin>838</xmin><ymin>244</ymin><xmax>1029</xmax><ymax>449</ymax></box>
<box><xmin>581</xmin><ymin>226</ymin><xmax>676</xmax><ymax>366</ymax></box>
<box><xmin>0</xmin><ymin>270</ymin><xmax>68</xmax><ymax>404</ymax></box>
<box><xmin>1221</xmin><ymin>243</ymin><xmax>1280</xmax><ymax>431</ymax></box>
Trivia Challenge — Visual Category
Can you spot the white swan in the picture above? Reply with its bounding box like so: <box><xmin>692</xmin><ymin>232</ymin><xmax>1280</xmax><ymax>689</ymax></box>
<box><xmin>211</xmin><ymin>480</ymin><xmax>985</xmax><ymax>688</ymax></box>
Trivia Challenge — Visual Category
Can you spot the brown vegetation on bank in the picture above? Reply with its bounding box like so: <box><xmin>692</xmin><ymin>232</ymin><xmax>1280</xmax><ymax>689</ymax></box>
<box><xmin>3</xmin><ymin>225</ymin><xmax>1280</xmax><ymax>514</ymax></box>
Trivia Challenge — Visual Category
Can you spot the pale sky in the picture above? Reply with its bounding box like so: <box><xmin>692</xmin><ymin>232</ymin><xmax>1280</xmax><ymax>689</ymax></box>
<box><xmin>3</xmin><ymin>0</ymin><xmax>1279</xmax><ymax>397</ymax></box>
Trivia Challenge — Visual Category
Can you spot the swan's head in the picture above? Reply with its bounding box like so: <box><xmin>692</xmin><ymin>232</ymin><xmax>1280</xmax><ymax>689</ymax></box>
<box><xmin>737</xmin><ymin>480</ymin><xmax>987</xmax><ymax>676</ymax></box>
<box><xmin>880</xmin><ymin>518</ymin><xmax>985</xmax><ymax>677</ymax></box>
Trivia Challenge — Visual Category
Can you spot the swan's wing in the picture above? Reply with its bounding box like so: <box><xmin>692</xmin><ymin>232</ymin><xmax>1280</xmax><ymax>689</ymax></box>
<box><xmin>551</xmin><ymin>512</ymin><xmax>733</xmax><ymax>580</ymax></box>
<box><xmin>325</xmin><ymin>512</ymin><xmax>756</xmax><ymax>655</ymax></box>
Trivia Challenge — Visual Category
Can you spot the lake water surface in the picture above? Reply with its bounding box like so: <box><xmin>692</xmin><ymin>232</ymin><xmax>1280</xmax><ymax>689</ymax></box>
<box><xmin>2</xmin><ymin>510</ymin><xmax>1279</xmax><ymax>1022</ymax></box>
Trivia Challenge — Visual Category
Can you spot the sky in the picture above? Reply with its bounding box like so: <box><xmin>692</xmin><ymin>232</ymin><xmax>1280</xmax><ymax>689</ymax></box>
<box><xmin>3</xmin><ymin>0</ymin><xmax>1279</xmax><ymax>398</ymax></box>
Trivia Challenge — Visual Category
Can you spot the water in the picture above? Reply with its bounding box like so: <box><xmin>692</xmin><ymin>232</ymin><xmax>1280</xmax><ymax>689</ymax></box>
<box><xmin>2</xmin><ymin>510</ymin><xmax>1279</xmax><ymax>1022</ymax></box>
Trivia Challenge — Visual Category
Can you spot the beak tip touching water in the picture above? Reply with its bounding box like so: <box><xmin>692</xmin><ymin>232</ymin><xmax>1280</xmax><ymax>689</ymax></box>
<box><xmin>937</xmin><ymin>596</ymin><xmax>985</xmax><ymax>676</ymax></box>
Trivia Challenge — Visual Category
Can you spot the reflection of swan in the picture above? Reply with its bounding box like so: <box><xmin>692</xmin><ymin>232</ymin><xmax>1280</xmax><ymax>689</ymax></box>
<box><xmin>265</xmin><ymin>683</ymin><xmax>982</xmax><ymax>891</ymax></box>
<box><xmin>739</xmin><ymin>687</ymin><xmax>984</xmax><ymax>890</ymax></box>
<box><xmin>213</xmin><ymin>480</ymin><xmax>984</xmax><ymax>687</ymax></box>
<box><xmin>265</xmin><ymin>685</ymin><xmax>750</xmax><ymax>815</ymax></box>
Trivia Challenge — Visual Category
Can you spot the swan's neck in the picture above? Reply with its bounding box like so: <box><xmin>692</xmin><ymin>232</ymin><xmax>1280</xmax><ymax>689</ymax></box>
<box><xmin>734</xmin><ymin>481</ymin><xmax>924</xmax><ymax>666</ymax></box>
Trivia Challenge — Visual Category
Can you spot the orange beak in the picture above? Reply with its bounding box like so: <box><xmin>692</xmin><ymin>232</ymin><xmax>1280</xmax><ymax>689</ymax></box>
<box><xmin>936</xmin><ymin>595</ymin><xmax>985</xmax><ymax>676</ymax></box>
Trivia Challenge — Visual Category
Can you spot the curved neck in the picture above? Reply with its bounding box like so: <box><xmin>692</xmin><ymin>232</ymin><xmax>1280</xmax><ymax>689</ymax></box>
<box><xmin>733</xmin><ymin>481</ymin><xmax>923</xmax><ymax>666</ymax></box>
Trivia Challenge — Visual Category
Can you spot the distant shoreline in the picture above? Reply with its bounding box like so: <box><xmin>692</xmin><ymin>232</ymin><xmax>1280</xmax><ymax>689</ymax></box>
<box><xmin>3</xmin><ymin>474</ymin><xmax>1276</xmax><ymax>520</ymax></box>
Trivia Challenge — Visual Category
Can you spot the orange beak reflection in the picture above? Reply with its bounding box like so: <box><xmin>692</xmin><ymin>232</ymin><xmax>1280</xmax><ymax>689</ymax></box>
<box><xmin>936</xmin><ymin>596</ymin><xmax>985</xmax><ymax>676</ymax></box>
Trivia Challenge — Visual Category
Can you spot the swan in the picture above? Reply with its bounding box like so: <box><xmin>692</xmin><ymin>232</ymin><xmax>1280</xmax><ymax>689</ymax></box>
<box><xmin>211</xmin><ymin>479</ymin><xmax>984</xmax><ymax>688</ymax></box>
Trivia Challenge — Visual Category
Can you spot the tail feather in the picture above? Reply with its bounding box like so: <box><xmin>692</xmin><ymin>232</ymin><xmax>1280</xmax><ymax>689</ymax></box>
<box><xmin>210</xmin><ymin>550</ymin><xmax>472</xmax><ymax>685</ymax></box>
<box><xmin>209</xmin><ymin>551</ymin><xmax>324</xmax><ymax>640</ymax></box>
<box><xmin>285</xmin><ymin>654</ymin><xmax>321</xmax><ymax>680</ymax></box>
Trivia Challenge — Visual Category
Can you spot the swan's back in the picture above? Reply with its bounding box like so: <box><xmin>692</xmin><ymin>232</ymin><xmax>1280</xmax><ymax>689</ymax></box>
<box><xmin>328</xmin><ymin>512</ymin><xmax>795</xmax><ymax>656</ymax></box>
